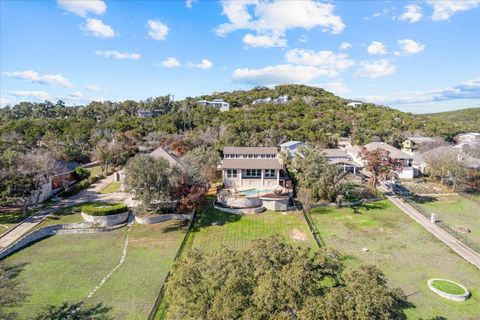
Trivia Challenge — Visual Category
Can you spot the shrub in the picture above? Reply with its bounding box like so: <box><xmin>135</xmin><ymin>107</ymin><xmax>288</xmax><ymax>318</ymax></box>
<box><xmin>62</xmin><ymin>184</ymin><xmax>82</xmax><ymax>196</ymax></box>
<box><xmin>79</xmin><ymin>179</ymin><xmax>90</xmax><ymax>188</ymax></box>
<box><xmin>74</xmin><ymin>166</ymin><xmax>91</xmax><ymax>180</ymax></box>
<box><xmin>88</xmin><ymin>175</ymin><xmax>99</xmax><ymax>184</ymax></box>
<box><xmin>81</xmin><ymin>202</ymin><xmax>128</xmax><ymax>216</ymax></box>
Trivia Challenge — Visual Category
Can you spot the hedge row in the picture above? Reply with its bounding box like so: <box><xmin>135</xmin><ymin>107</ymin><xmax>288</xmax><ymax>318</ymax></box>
<box><xmin>81</xmin><ymin>202</ymin><xmax>128</xmax><ymax>216</ymax></box>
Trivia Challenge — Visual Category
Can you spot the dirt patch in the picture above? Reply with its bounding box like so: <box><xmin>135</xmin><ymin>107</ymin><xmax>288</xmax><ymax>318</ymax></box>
<box><xmin>290</xmin><ymin>228</ymin><xmax>306</xmax><ymax>241</ymax></box>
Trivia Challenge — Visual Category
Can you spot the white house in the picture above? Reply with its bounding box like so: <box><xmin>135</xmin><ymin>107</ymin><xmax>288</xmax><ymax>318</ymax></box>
<box><xmin>252</xmin><ymin>97</ymin><xmax>272</xmax><ymax>105</ymax></box>
<box><xmin>347</xmin><ymin>142</ymin><xmax>415</xmax><ymax>179</ymax></box>
<box><xmin>322</xmin><ymin>149</ymin><xmax>362</xmax><ymax>174</ymax></box>
<box><xmin>221</xmin><ymin>147</ymin><xmax>291</xmax><ymax>188</ymax></box>
<box><xmin>401</xmin><ymin>136</ymin><xmax>438</xmax><ymax>154</ymax></box>
<box><xmin>252</xmin><ymin>95</ymin><xmax>289</xmax><ymax>105</ymax></box>
<box><xmin>347</xmin><ymin>101</ymin><xmax>363</xmax><ymax>108</ymax></box>
<box><xmin>279</xmin><ymin>141</ymin><xmax>305</xmax><ymax>158</ymax></box>
<box><xmin>196</xmin><ymin>99</ymin><xmax>230</xmax><ymax>112</ymax></box>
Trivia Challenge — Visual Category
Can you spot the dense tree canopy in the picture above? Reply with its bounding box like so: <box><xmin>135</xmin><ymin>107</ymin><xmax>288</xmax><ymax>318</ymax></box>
<box><xmin>164</xmin><ymin>237</ymin><xmax>407</xmax><ymax>320</ymax></box>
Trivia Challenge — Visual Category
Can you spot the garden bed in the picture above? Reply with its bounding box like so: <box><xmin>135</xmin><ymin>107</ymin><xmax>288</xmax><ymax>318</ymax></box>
<box><xmin>428</xmin><ymin>279</ymin><xmax>470</xmax><ymax>301</ymax></box>
<box><xmin>81</xmin><ymin>202</ymin><xmax>129</xmax><ymax>226</ymax></box>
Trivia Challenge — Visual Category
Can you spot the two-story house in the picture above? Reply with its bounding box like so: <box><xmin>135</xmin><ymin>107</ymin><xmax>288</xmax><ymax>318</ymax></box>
<box><xmin>221</xmin><ymin>147</ymin><xmax>290</xmax><ymax>188</ymax></box>
<box><xmin>196</xmin><ymin>99</ymin><xmax>230</xmax><ymax>111</ymax></box>
<box><xmin>322</xmin><ymin>149</ymin><xmax>362</xmax><ymax>174</ymax></box>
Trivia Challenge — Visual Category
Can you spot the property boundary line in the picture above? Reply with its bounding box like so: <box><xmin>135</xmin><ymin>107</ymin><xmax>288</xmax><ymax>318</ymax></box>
<box><xmin>302</xmin><ymin>209</ymin><xmax>325</xmax><ymax>248</ymax></box>
<box><xmin>147</xmin><ymin>211</ymin><xmax>197</xmax><ymax>320</ymax></box>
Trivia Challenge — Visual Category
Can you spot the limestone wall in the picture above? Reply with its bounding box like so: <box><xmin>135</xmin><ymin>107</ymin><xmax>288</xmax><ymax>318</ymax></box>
<box><xmin>135</xmin><ymin>213</ymin><xmax>193</xmax><ymax>224</ymax></box>
<box><xmin>81</xmin><ymin>211</ymin><xmax>130</xmax><ymax>227</ymax></box>
<box><xmin>0</xmin><ymin>222</ymin><xmax>126</xmax><ymax>260</ymax></box>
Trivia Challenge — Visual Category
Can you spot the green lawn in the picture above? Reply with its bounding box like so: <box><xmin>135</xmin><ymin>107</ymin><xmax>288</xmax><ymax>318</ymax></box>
<box><xmin>414</xmin><ymin>195</ymin><xmax>480</xmax><ymax>243</ymax></box>
<box><xmin>185</xmin><ymin>199</ymin><xmax>317</xmax><ymax>252</ymax></box>
<box><xmin>0</xmin><ymin>201</ymin><xmax>54</xmax><ymax>236</ymax></box>
<box><xmin>33</xmin><ymin>204</ymin><xmax>84</xmax><ymax>230</ymax></box>
<box><xmin>99</xmin><ymin>181</ymin><xmax>122</xmax><ymax>194</ymax></box>
<box><xmin>308</xmin><ymin>200</ymin><xmax>480</xmax><ymax>320</ymax></box>
<box><xmin>431</xmin><ymin>280</ymin><xmax>466</xmax><ymax>295</ymax></box>
<box><xmin>4</xmin><ymin>221</ymin><xmax>187</xmax><ymax>320</ymax></box>
<box><xmin>87</xmin><ymin>165</ymin><xmax>102</xmax><ymax>177</ymax></box>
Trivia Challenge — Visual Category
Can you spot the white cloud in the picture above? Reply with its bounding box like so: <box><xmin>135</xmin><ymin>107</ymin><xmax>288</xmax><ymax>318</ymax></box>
<box><xmin>284</xmin><ymin>49</ymin><xmax>354</xmax><ymax>72</ymax></box>
<box><xmin>189</xmin><ymin>59</ymin><xmax>213</xmax><ymax>69</ymax></box>
<box><xmin>158</xmin><ymin>57</ymin><xmax>181</xmax><ymax>68</ymax></box>
<box><xmin>185</xmin><ymin>0</ymin><xmax>197</xmax><ymax>8</ymax></box>
<box><xmin>427</xmin><ymin>0</ymin><xmax>480</xmax><ymax>21</ymax></box>
<box><xmin>398</xmin><ymin>4</ymin><xmax>422</xmax><ymax>23</ymax></box>
<box><xmin>243</xmin><ymin>33</ymin><xmax>286</xmax><ymax>48</ymax></box>
<box><xmin>354</xmin><ymin>59</ymin><xmax>396</xmax><ymax>79</ymax></box>
<box><xmin>57</xmin><ymin>0</ymin><xmax>106</xmax><ymax>17</ymax></box>
<box><xmin>232</xmin><ymin>64</ymin><xmax>337</xmax><ymax>86</ymax></box>
<box><xmin>11</xmin><ymin>90</ymin><xmax>50</xmax><ymax>101</ymax></box>
<box><xmin>313</xmin><ymin>81</ymin><xmax>350</xmax><ymax>94</ymax></box>
<box><xmin>4</xmin><ymin>70</ymin><xmax>74</xmax><ymax>88</ymax></box>
<box><xmin>360</xmin><ymin>77</ymin><xmax>480</xmax><ymax>105</ymax></box>
<box><xmin>367</xmin><ymin>41</ymin><xmax>387</xmax><ymax>55</ymax></box>
<box><xmin>216</xmin><ymin>0</ymin><xmax>345</xmax><ymax>47</ymax></box>
<box><xmin>398</xmin><ymin>39</ymin><xmax>425</xmax><ymax>54</ymax></box>
<box><xmin>147</xmin><ymin>20</ymin><xmax>169</xmax><ymax>41</ymax></box>
<box><xmin>82</xmin><ymin>18</ymin><xmax>116</xmax><ymax>38</ymax></box>
<box><xmin>70</xmin><ymin>91</ymin><xmax>84</xmax><ymax>98</ymax></box>
<box><xmin>339</xmin><ymin>42</ymin><xmax>352</xmax><ymax>50</ymax></box>
<box><xmin>85</xmin><ymin>84</ymin><xmax>102</xmax><ymax>92</ymax></box>
<box><xmin>95</xmin><ymin>50</ymin><xmax>141</xmax><ymax>60</ymax></box>
<box><xmin>0</xmin><ymin>97</ymin><xmax>10</xmax><ymax>107</ymax></box>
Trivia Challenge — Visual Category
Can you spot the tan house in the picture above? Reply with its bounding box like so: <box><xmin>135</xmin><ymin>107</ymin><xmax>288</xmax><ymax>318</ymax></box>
<box><xmin>221</xmin><ymin>147</ymin><xmax>290</xmax><ymax>188</ymax></box>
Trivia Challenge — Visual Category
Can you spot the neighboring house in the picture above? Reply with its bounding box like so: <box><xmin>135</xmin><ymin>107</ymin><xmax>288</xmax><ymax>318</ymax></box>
<box><xmin>252</xmin><ymin>95</ymin><xmax>289</xmax><ymax>105</ymax></box>
<box><xmin>279</xmin><ymin>141</ymin><xmax>305</xmax><ymax>158</ymax></box>
<box><xmin>413</xmin><ymin>145</ymin><xmax>480</xmax><ymax>174</ymax></box>
<box><xmin>457</xmin><ymin>132</ymin><xmax>480</xmax><ymax>144</ymax></box>
<box><xmin>221</xmin><ymin>147</ymin><xmax>290</xmax><ymax>188</ymax></box>
<box><xmin>347</xmin><ymin>142</ymin><xmax>415</xmax><ymax>179</ymax></box>
<box><xmin>322</xmin><ymin>149</ymin><xmax>362</xmax><ymax>174</ymax></box>
<box><xmin>196</xmin><ymin>99</ymin><xmax>230</xmax><ymax>111</ymax></box>
<box><xmin>347</xmin><ymin>101</ymin><xmax>363</xmax><ymax>108</ymax></box>
<box><xmin>401</xmin><ymin>136</ymin><xmax>438</xmax><ymax>154</ymax></box>
<box><xmin>137</xmin><ymin>109</ymin><xmax>163</xmax><ymax>117</ymax></box>
<box><xmin>252</xmin><ymin>97</ymin><xmax>272</xmax><ymax>105</ymax></box>
<box><xmin>150</xmin><ymin>147</ymin><xmax>185</xmax><ymax>170</ymax></box>
<box><xmin>273</xmin><ymin>95</ymin><xmax>289</xmax><ymax>104</ymax></box>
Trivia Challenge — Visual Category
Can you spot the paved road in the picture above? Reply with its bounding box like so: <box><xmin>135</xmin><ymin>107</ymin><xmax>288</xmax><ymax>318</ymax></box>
<box><xmin>0</xmin><ymin>175</ymin><xmax>128</xmax><ymax>250</ymax></box>
<box><xmin>381</xmin><ymin>187</ymin><xmax>480</xmax><ymax>270</ymax></box>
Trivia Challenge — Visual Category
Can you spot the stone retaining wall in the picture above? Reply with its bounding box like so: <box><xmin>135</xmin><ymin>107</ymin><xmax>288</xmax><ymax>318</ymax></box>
<box><xmin>0</xmin><ymin>222</ymin><xmax>126</xmax><ymax>260</ymax></box>
<box><xmin>213</xmin><ymin>202</ymin><xmax>264</xmax><ymax>215</ymax></box>
<box><xmin>81</xmin><ymin>210</ymin><xmax>129</xmax><ymax>227</ymax></box>
<box><xmin>135</xmin><ymin>213</ymin><xmax>193</xmax><ymax>224</ymax></box>
<box><xmin>427</xmin><ymin>279</ymin><xmax>470</xmax><ymax>302</ymax></box>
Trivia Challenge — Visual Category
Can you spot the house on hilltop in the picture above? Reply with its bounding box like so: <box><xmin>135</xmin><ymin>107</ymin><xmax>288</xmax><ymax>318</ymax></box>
<box><xmin>401</xmin><ymin>136</ymin><xmax>438</xmax><ymax>154</ymax></box>
<box><xmin>279</xmin><ymin>141</ymin><xmax>305</xmax><ymax>158</ymax></box>
<box><xmin>196</xmin><ymin>99</ymin><xmax>230</xmax><ymax>111</ymax></box>
<box><xmin>220</xmin><ymin>147</ymin><xmax>291</xmax><ymax>188</ymax></box>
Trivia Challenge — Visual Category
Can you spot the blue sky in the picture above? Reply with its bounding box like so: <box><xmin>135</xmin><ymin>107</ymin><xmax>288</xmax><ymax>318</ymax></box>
<box><xmin>1</xmin><ymin>0</ymin><xmax>479</xmax><ymax>113</ymax></box>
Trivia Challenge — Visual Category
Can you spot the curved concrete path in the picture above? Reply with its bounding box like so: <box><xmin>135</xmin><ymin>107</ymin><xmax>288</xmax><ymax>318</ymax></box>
<box><xmin>380</xmin><ymin>186</ymin><xmax>480</xmax><ymax>270</ymax></box>
<box><xmin>0</xmin><ymin>174</ymin><xmax>129</xmax><ymax>250</ymax></box>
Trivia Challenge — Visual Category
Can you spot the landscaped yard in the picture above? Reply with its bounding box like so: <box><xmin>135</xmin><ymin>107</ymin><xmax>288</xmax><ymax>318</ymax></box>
<box><xmin>4</xmin><ymin>221</ymin><xmax>187</xmax><ymax>320</ymax></box>
<box><xmin>87</xmin><ymin>165</ymin><xmax>103</xmax><ymax>177</ymax></box>
<box><xmin>184</xmin><ymin>198</ymin><xmax>317</xmax><ymax>252</ymax></box>
<box><xmin>413</xmin><ymin>195</ymin><xmax>480</xmax><ymax>243</ymax></box>
<box><xmin>308</xmin><ymin>200</ymin><xmax>480</xmax><ymax>320</ymax></box>
<box><xmin>99</xmin><ymin>181</ymin><xmax>122</xmax><ymax>194</ymax></box>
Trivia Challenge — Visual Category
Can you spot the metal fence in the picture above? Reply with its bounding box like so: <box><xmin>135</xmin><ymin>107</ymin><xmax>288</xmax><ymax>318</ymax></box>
<box><xmin>147</xmin><ymin>212</ymin><xmax>197</xmax><ymax>320</ymax></box>
<box><xmin>400</xmin><ymin>194</ymin><xmax>480</xmax><ymax>255</ymax></box>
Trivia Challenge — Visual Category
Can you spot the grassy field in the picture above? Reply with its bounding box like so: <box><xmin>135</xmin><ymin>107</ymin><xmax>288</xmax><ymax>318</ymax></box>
<box><xmin>0</xmin><ymin>201</ymin><xmax>53</xmax><ymax>236</ymax></box>
<box><xmin>4</xmin><ymin>221</ymin><xmax>187</xmax><ymax>320</ymax></box>
<box><xmin>184</xmin><ymin>199</ymin><xmax>317</xmax><ymax>252</ymax></box>
<box><xmin>308</xmin><ymin>200</ymin><xmax>480</xmax><ymax>320</ymax></box>
<box><xmin>414</xmin><ymin>195</ymin><xmax>480</xmax><ymax>243</ymax></box>
<box><xmin>99</xmin><ymin>181</ymin><xmax>122</xmax><ymax>194</ymax></box>
<box><xmin>87</xmin><ymin>165</ymin><xmax>102</xmax><ymax>177</ymax></box>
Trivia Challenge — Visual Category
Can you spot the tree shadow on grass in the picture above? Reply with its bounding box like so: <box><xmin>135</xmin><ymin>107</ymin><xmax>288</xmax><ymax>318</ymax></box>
<box><xmin>350</xmin><ymin>201</ymin><xmax>387</xmax><ymax>214</ymax></box>
<box><xmin>411</xmin><ymin>195</ymin><xmax>438</xmax><ymax>204</ymax></box>
<box><xmin>33</xmin><ymin>301</ymin><xmax>112</xmax><ymax>320</ymax></box>
<box><xmin>0</xmin><ymin>262</ymin><xmax>29</xmax><ymax>320</ymax></box>
<box><xmin>162</xmin><ymin>220</ymin><xmax>189</xmax><ymax>233</ymax></box>
<box><xmin>42</xmin><ymin>205</ymin><xmax>81</xmax><ymax>222</ymax></box>
<box><xmin>0</xmin><ymin>209</ymin><xmax>26</xmax><ymax>224</ymax></box>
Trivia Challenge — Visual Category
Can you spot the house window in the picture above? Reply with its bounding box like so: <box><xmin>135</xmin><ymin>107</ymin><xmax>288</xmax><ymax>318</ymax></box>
<box><xmin>226</xmin><ymin>169</ymin><xmax>237</xmax><ymax>178</ymax></box>
<box><xmin>264</xmin><ymin>169</ymin><xmax>276</xmax><ymax>178</ymax></box>
<box><xmin>244</xmin><ymin>169</ymin><xmax>261</xmax><ymax>177</ymax></box>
